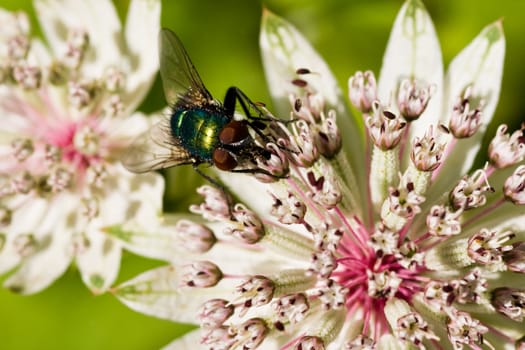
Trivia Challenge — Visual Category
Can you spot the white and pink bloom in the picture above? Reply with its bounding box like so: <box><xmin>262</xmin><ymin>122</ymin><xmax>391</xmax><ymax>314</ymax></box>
<box><xmin>0</xmin><ymin>0</ymin><xmax>162</xmax><ymax>294</ymax></box>
<box><xmin>112</xmin><ymin>0</ymin><xmax>524</xmax><ymax>349</ymax></box>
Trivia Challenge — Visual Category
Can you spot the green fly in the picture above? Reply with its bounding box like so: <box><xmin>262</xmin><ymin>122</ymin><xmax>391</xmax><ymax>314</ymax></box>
<box><xmin>123</xmin><ymin>29</ymin><xmax>284</xmax><ymax>181</ymax></box>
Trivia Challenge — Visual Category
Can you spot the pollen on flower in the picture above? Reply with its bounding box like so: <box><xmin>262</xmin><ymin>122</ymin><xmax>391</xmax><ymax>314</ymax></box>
<box><xmin>236</xmin><ymin>275</ymin><xmax>275</xmax><ymax>310</ymax></box>
<box><xmin>270</xmin><ymin>191</ymin><xmax>307</xmax><ymax>224</ymax></box>
<box><xmin>504</xmin><ymin>165</ymin><xmax>525</xmax><ymax>204</ymax></box>
<box><xmin>254</xmin><ymin>142</ymin><xmax>290</xmax><ymax>182</ymax></box>
<box><xmin>366</xmin><ymin>102</ymin><xmax>407</xmax><ymax>150</ymax></box>
<box><xmin>13</xmin><ymin>63</ymin><xmax>42</xmax><ymax>89</ymax></box>
<box><xmin>0</xmin><ymin>1</ymin><xmax>162</xmax><ymax>294</ymax></box>
<box><xmin>449</xmin><ymin>169</ymin><xmax>494</xmax><ymax>210</ymax></box>
<box><xmin>488</xmin><ymin>124</ymin><xmax>525</xmax><ymax>169</ymax></box>
<box><xmin>309</xmin><ymin>249</ymin><xmax>337</xmax><ymax>278</ymax></box>
<box><xmin>201</xmin><ymin>326</ymin><xmax>235</xmax><ymax>349</ymax></box>
<box><xmin>1</xmin><ymin>24</ymin><xmax>136</xmax><ymax>198</ymax></box>
<box><xmin>272</xmin><ymin>293</ymin><xmax>310</xmax><ymax>325</ymax></box>
<box><xmin>11</xmin><ymin>138</ymin><xmax>34</xmax><ymax>161</ymax></box>
<box><xmin>448</xmin><ymin>86</ymin><xmax>484</xmax><ymax>139</ymax></box>
<box><xmin>426</xmin><ymin>205</ymin><xmax>462</xmax><ymax>237</ymax></box>
<box><xmin>410</xmin><ymin>125</ymin><xmax>446</xmax><ymax>172</ymax></box>
<box><xmin>288</xmin><ymin>80</ymin><xmax>341</xmax><ymax>158</ymax></box>
<box><xmin>491</xmin><ymin>287</ymin><xmax>525</xmax><ymax>321</ymax></box>
<box><xmin>199</xmin><ymin>298</ymin><xmax>234</xmax><ymax>328</ymax></box>
<box><xmin>114</xmin><ymin>2</ymin><xmax>525</xmax><ymax>349</ymax></box>
<box><xmin>446</xmin><ymin>309</ymin><xmax>490</xmax><ymax>350</ymax></box>
<box><xmin>280</xmin><ymin>118</ymin><xmax>319</xmax><ymax>167</ymax></box>
<box><xmin>396</xmin><ymin>79</ymin><xmax>435</xmax><ymax>121</ymax></box>
<box><xmin>224</xmin><ymin>203</ymin><xmax>265</xmax><ymax>244</ymax></box>
<box><xmin>176</xmin><ymin>46</ymin><xmax>521</xmax><ymax>345</ymax></box>
<box><xmin>395</xmin><ymin>312</ymin><xmax>439</xmax><ymax>348</ymax></box>
<box><xmin>294</xmin><ymin>335</ymin><xmax>325</xmax><ymax>350</ymax></box>
<box><xmin>230</xmin><ymin>318</ymin><xmax>268</xmax><ymax>350</ymax></box>
<box><xmin>348</xmin><ymin>70</ymin><xmax>377</xmax><ymax>113</ymax></box>
<box><xmin>455</xmin><ymin>268</ymin><xmax>488</xmax><ymax>304</ymax></box>
<box><xmin>467</xmin><ymin>229</ymin><xmax>515</xmax><ymax>269</ymax></box>
<box><xmin>189</xmin><ymin>185</ymin><xmax>231</xmax><ymax>221</ymax></box>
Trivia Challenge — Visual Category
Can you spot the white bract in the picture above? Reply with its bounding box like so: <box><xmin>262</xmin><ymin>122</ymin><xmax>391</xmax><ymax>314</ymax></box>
<box><xmin>113</xmin><ymin>1</ymin><xmax>525</xmax><ymax>349</ymax></box>
<box><xmin>0</xmin><ymin>0</ymin><xmax>163</xmax><ymax>294</ymax></box>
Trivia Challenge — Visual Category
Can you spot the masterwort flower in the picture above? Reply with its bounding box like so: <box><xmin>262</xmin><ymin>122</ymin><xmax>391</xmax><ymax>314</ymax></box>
<box><xmin>0</xmin><ymin>0</ymin><xmax>162</xmax><ymax>294</ymax></box>
<box><xmin>113</xmin><ymin>1</ymin><xmax>525</xmax><ymax>348</ymax></box>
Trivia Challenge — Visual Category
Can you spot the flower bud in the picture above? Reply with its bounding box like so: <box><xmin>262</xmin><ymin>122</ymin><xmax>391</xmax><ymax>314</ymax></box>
<box><xmin>181</xmin><ymin>261</ymin><xmax>223</xmax><ymax>288</ymax></box>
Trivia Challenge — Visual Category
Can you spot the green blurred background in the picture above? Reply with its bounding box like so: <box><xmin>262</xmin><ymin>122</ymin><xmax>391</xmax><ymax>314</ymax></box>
<box><xmin>0</xmin><ymin>0</ymin><xmax>523</xmax><ymax>349</ymax></box>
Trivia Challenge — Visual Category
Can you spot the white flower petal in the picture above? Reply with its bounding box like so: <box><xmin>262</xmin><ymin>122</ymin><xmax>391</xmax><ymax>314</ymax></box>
<box><xmin>26</xmin><ymin>39</ymin><xmax>51</xmax><ymax>67</ymax></box>
<box><xmin>161</xmin><ymin>330</ymin><xmax>203</xmax><ymax>350</ymax></box>
<box><xmin>199</xmin><ymin>242</ymin><xmax>304</xmax><ymax>275</ymax></box>
<box><xmin>0</xmin><ymin>198</ymin><xmax>50</xmax><ymax>274</ymax></box>
<box><xmin>3</xmin><ymin>232</ymin><xmax>72</xmax><ymax>294</ymax></box>
<box><xmin>0</xmin><ymin>8</ymin><xmax>29</xmax><ymax>38</ymax></box>
<box><xmin>218</xmin><ymin>172</ymin><xmax>274</xmax><ymax>215</ymax></box>
<box><xmin>104</xmin><ymin>214</ymin><xmax>199</xmax><ymax>262</ymax></box>
<box><xmin>0</xmin><ymin>1</ymin><xmax>165</xmax><ymax>296</ymax></box>
<box><xmin>111</xmin><ymin>217</ymin><xmax>298</xmax><ymax>275</ymax></box>
<box><xmin>0</xmin><ymin>235</ymin><xmax>21</xmax><ymax>275</ymax></box>
<box><xmin>122</xmin><ymin>0</ymin><xmax>161</xmax><ymax>113</ymax></box>
<box><xmin>377</xmin><ymin>334</ymin><xmax>407</xmax><ymax>350</ymax></box>
<box><xmin>76</xmin><ymin>228</ymin><xmax>122</xmax><ymax>293</ymax></box>
<box><xmin>161</xmin><ymin>329</ymin><xmax>280</xmax><ymax>350</ymax></box>
<box><xmin>260</xmin><ymin>10</ymin><xmax>366</xmax><ymax>209</ymax></box>
<box><xmin>260</xmin><ymin>10</ymin><xmax>342</xmax><ymax>116</ymax></box>
<box><xmin>34</xmin><ymin>0</ymin><xmax>122</xmax><ymax>75</ymax></box>
<box><xmin>377</xmin><ymin>0</ymin><xmax>444</xmax><ymax>141</ymax></box>
<box><xmin>384</xmin><ymin>298</ymin><xmax>411</xmax><ymax>329</ymax></box>
<box><xmin>114</xmin><ymin>265</ymin><xmax>235</xmax><ymax>323</ymax></box>
<box><xmin>108</xmin><ymin>112</ymin><xmax>153</xmax><ymax>145</ymax></box>
<box><xmin>326</xmin><ymin>312</ymin><xmax>364</xmax><ymax>350</ymax></box>
<box><xmin>426</xmin><ymin>21</ymin><xmax>505</xmax><ymax>204</ymax></box>
<box><xmin>459</xmin><ymin>166</ymin><xmax>523</xmax><ymax>231</ymax></box>
<box><xmin>443</xmin><ymin>21</ymin><xmax>505</xmax><ymax>170</ymax></box>
<box><xmin>96</xmin><ymin>167</ymin><xmax>164</xmax><ymax>227</ymax></box>
<box><xmin>443</xmin><ymin>21</ymin><xmax>505</xmax><ymax>130</ymax></box>
<box><xmin>464</xmin><ymin>208</ymin><xmax>525</xmax><ymax>239</ymax></box>
<box><xmin>0</xmin><ymin>98</ymin><xmax>33</xmax><ymax>138</ymax></box>
<box><xmin>3</xmin><ymin>195</ymin><xmax>77</xmax><ymax>294</ymax></box>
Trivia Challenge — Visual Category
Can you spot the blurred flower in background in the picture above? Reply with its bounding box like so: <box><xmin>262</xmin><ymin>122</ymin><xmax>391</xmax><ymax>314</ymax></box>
<box><xmin>113</xmin><ymin>0</ymin><xmax>525</xmax><ymax>348</ymax></box>
<box><xmin>0</xmin><ymin>0</ymin><xmax>162</xmax><ymax>294</ymax></box>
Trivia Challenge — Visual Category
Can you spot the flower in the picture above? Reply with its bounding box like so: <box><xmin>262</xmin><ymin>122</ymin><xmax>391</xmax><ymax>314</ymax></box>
<box><xmin>0</xmin><ymin>0</ymin><xmax>162</xmax><ymax>294</ymax></box>
<box><xmin>112</xmin><ymin>1</ymin><xmax>525</xmax><ymax>349</ymax></box>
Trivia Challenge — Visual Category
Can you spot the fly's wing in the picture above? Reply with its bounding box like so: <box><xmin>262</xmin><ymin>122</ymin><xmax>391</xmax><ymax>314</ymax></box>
<box><xmin>122</xmin><ymin>117</ymin><xmax>195</xmax><ymax>173</ymax></box>
<box><xmin>159</xmin><ymin>28</ymin><xmax>216</xmax><ymax>109</ymax></box>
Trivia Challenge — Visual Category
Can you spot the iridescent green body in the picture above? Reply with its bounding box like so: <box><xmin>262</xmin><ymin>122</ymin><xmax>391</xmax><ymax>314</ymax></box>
<box><xmin>170</xmin><ymin>108</ymin><xmax>230</xmax><ymax>162</ymax></box>
<box><xmin>122</xmin><ymin>29</ymin><xmax>276</xmax><ymax>177</ymax></box>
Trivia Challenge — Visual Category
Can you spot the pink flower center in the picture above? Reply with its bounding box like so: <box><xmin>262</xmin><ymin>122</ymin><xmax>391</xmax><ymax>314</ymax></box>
<box><xmin>47</xmin><ymin>121</ymin><xmax>102</xmax><ymax>172</ymax></box>
<box><xmin>333</xmin><ymin>219</ymin><xmax>427</xmax><ymax>334</ymax></box>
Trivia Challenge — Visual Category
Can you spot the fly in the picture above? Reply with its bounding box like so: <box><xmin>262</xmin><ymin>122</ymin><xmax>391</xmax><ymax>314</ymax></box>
<box><xmin>122</xmin><ymin>29</ymin><xmax>287</xmax><ymax>184</ymax></box>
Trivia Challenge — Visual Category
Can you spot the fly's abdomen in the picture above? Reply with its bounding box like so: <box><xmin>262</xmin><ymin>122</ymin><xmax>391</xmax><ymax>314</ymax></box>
<box><xmin>170</xmin><ymin>108</ymin><xmax>229</xmax><ymax>161</ymax></box>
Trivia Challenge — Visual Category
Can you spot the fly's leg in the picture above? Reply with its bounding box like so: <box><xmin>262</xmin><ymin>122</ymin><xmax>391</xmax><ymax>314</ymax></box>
<box><xmin>223</xmin><ymin>86</ymin><xmax>294</xmax><ymax>124</ymax></box>
<box><xmin>230</xmin><ymin>167</ymin><xmax>288</xmax><ymax>179</ymax></box>
<box><xmin>223</xmin><ymin>87</ymin><xmax>298</xmax><ymax>158</ymax></box>
<box><xmin>225</xmin><ymin>87</ymin><xmax>289</xmax><ymax>141</ymax></box>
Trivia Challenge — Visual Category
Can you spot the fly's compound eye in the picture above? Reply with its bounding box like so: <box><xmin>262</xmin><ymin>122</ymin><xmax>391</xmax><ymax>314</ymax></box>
<box><xmin>219</xmin><ymin>120</ymin><xmax>249</xmax><ymax>145</ymax></box>
<box><xmin>213</xmin><ymin>148</ymin><xmax>238</xmax><ymax>170</ymax></box>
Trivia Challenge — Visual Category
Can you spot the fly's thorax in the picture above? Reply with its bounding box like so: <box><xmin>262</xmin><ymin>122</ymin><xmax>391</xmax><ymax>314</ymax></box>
<box><xmin>170</xmin><ymin>108</ymin><xmax>230</xmax><ymax>162</ymax></box>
